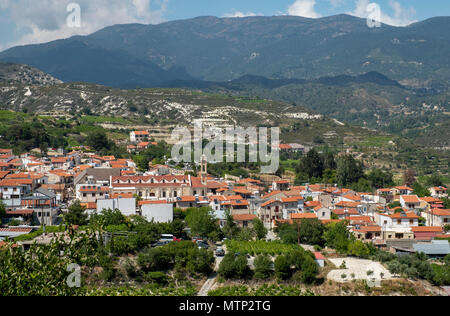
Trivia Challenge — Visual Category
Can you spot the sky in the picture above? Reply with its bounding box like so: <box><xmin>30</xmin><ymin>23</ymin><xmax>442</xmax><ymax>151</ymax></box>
<box><xmin>0</xmin><ymin>0</ymin><xmax>449</xmax><ymax>51</ymax></box>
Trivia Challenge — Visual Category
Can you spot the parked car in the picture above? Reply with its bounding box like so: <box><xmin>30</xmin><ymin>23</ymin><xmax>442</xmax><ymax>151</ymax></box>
<box><xmin>215</xmin><ymin>248</ymin><xmax>225</xmax><ymax>257</ymax></box>
<box><xmin>152</xmin><ymin>240</ymin><xmax>170</xmax><ymax>248</ymax></box>
<box><xmin>197</xmin><ymin>241</ymin><xmax>209</xmax><ymax>249</ymax></box>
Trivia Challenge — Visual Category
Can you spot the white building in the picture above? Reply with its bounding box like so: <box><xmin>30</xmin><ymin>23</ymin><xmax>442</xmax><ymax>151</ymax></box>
<box><xmin>130</xmin><ymin>131</ymin><xmax>150</xmax><ymax>143</ymax></box>
<box><xmin>426</xmin><ymin>208</ymin><xmax>450</xmax><ymax>227</ymax></box>
<box><xmin>141</xmin><ymin>202</ymin><xmax>173</xmax><ymax>223</ymax></box>
<box><xmin>97</xmin><ymin>197</ymin><xmax>136</xmax><ymax>217</ymax></box>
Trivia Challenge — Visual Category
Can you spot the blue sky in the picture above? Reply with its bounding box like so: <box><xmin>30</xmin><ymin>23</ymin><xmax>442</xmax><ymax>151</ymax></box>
<box><xmin>0</xmin><ymin>0</ymin><xmax>449</xmax><ymax>51</ymax></box>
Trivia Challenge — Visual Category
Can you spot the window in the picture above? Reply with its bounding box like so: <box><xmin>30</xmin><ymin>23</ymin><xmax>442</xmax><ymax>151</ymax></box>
<box><xmin>322</xmin><ymin>212</ymin><xmax>325</xmax><ymax>217</ymax></box>
<box><xmin>397</xmin><ymin>219</ymin><xmax>401</xmax><ymax>225</ymax></box>
<box><xmin>409</xmin><ymin>219</ymin><xmax>413</xmax><ymax>224</ymax></box>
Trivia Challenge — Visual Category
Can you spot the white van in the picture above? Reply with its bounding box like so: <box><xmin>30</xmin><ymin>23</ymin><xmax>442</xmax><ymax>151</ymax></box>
<box><xmin>160</xmin><ymin>234</ymin><xmax>174</xmax><ymax>241</ymax></box>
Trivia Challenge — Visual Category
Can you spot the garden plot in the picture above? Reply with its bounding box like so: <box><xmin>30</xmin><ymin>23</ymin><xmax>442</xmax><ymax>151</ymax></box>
<box><xmin>327</xmin><ymin>258</ymin><xmax>393</xmax><ymax>283</ymax></box>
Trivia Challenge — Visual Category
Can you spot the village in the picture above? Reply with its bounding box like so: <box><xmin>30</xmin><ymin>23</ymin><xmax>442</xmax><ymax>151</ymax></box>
<box><xmin>0</xmin><ymin>129</ymin><xmax>449</xmax><ymax>296</ymax></box>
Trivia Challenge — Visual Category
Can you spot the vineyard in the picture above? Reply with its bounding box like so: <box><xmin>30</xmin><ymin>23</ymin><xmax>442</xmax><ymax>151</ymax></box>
<box><xmin>225</xmin><ymin>240</ymin><xmax>305</xmax><ymax>256</ymax></box>
<box><xmin>208</xmin><ymin>284</ymin><xmax>317</xmax><ymax>296</ymax></box>
<box><xmin>83</xmin><ymin>285</ymin><xmax>197</xmax><ymax>296</ymax></box>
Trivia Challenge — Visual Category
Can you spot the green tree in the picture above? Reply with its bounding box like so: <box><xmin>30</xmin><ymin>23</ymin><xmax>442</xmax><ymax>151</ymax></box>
<box><xmin>86</xmin><ymin>130</ymin><xmax>111</xmax><ymax>152</ymax></box>
<box><xmin>222</xmin><ymin>209</ymin><xmax>239</xmax><ymax>239</ymax></box>
<box><xmin>368</xmin><ymin>169</ymin><xmax>394</xmax><ymax>189</ymax></box>
<box><xmin>90</xmin><ymin>208</ymin><xmax>126</xmax><ymax>228</ymax></box>
<box><xmin>297</xmin><ymin>219</ymin><xmax>325</xmax><ymax>246</ymax></box>
<box><xmin>412</xmin><ymin>182</ymin><xmax>431</xmax><ymax>198</ymax></box>
<box><xmin>425</xmin><ymin>173</ymin><xmax>444</xmax><ymax>187</ymax></box>
<box><xmin>64</xmin><ymin>200</ymin><xmax>88</xmax><ymax>226</ymax></box>
<box><xmin>274</xmin><ymin>255</ymin><xmax>291</xmax><ymax>280</ymax></box>
<box><xmin>348</xmin><ymin>240</ymin><xmax>371</xmax><ymax>258</ymax></box>
<box><xmin>236</xmin><ymin>228</ymin><xmax>255</xmax><ymax>241</ymax></box>
<box><xmin>253</xmin><ymin>218</ymin><xmax>268</xmax><ymax>240</ymax></box>
<box><xmin>0</xmin><ymin>200</ymin><xmax>6</xmax><ymax>222</ymax></box>
<box><xmin>297</xmin><ymin>148</ymin><xmax>324</xmax><ymax>179</ymax></box>
<box><xmin>185</xmin><ymin>207</ymin><xmax>220</xmax><ymax>240</ymax></box>
<box><xmin>336</xmin><ymin>155</ymin><xmax>364</xmax><ymax>187</ymax></box>
<box><xmin>253</xmin><ymin>254</ymin><xmax>273</xmax><ymax>279</ymax></box>
<box><xmin>218</xmin><ymin>253</ymin><xmax>251</xmax><ymax>279</ymax></box>
<box><xmin>324</xmin><ymin>221</ymin><xmax>353</xmax><ymax>253</ymax></box>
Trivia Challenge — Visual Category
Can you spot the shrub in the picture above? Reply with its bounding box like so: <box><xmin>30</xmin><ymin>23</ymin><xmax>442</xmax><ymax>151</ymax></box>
<box><xmin>218</xmin><ymin>254</ymin><xmax>251</xmax><ymax>279</ymax></box>
<box><xmin>146</xmin><ymin>271</ymin><xmax>168</xmax><ymax>285</ymax></box>
<box><xmin>137</xmin><ymin>241</ymin><xmax>214</xmax><ymax>276</ymax></box>
<box><xmin>299</xmin><ymin>256</ymin><xmax>319</xmax><ymax>284</ymax></box>
<box><xmin>347</xmin><ymin>240</ymin><xmax>370</xmax><ymax>258</ymax></box>
<box><xmin>254</xmin><ymin>254</ymin><xmax>273</xmax><ymax>279</ymax></box>
<box><xmin>274</xmin><ymin>255</ymin><xmax>291</xmax><ymax>280</ymax></box>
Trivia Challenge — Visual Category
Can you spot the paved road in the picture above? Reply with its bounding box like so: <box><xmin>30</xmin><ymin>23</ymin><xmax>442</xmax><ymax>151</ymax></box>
<box><xmin>197</xmin><ymin>246</ymin><xmax>226</xmax><ymax>296</ymax></box>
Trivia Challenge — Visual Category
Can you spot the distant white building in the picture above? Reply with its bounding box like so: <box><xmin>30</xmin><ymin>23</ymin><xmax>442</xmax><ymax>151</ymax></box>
<box><xmin>97</xmin><ymin>197</ymin><xmax>136</xmax><ymax>217</ymax></box>
<box><xmin>130</xmin><ymin>131</ymin><xmax>150</xmax><ymax>143</ymax></box>
<box><xmin>141</xmin><ymin>201</ymin><xmax>173</xmax><ymax>223</ymax></box>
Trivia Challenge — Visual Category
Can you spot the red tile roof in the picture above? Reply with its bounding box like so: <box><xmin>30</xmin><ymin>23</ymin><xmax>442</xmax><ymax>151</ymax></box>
<box><xmin>411</xmin><ymin>226</ymin><xmax>443</xmax><ymax>233</ymax></box>
<box><xmin>291</xmin><ymin>213</ymin><xmax>317</xmax><ymax>219</ymax></box>
<box><xmin>233</xmin><ymin>214</ymin><xmax>257</xmax><ymax>221</ymax></box>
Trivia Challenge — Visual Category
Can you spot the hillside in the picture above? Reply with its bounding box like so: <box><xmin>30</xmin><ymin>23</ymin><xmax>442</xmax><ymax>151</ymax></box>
<box><xmin>1</xmin><ymin>14</ymin><xmax>449</xmax><ymax>89</ymax></box>
<box><xmin>163</xmin><ymin>72</ymin><xmax>450</xmax><ymax>148</ymax></box>
<box><xmin>0</xmin><ymin>62</ymin><xmax>62</xmax><ymax>86</ymax></box>
<box><xmin>0</xmin><ymin>79</ymin><xmax>448</xmax><ymax>176</ymax></box>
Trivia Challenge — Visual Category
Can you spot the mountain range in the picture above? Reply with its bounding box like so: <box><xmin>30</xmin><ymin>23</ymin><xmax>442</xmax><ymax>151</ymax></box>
<box><xmin>1</xmin><ymin>14</ymin><xmax>449</xmax><ymax>89</ymax></box>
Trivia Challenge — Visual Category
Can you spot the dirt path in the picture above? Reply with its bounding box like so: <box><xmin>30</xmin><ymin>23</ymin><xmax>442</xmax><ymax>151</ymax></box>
<box><xmin>197</xmin><ymin>246</ymin><xmax>226</xmax><ymax>296</ymax></box>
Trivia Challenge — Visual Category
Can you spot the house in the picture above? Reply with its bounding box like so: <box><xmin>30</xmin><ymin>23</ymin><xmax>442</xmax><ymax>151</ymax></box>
<box><xmin>0</xmin><ymin>179</ymin><xmax>32</xmax><ymax>200</ymax></box>
<box><xmin>130</xmin><ymin>131</ymin><xmax>150</xmax><ymax>143</ymax></box>
<box><xmin>76</xmin><ymin>185</ymin><xmax>110</xmax><ymax>203</ymax></box>
<box><xmin>74</xmin><ymin>168</ymin><xmax>121</xmax><ymax>186</ymax></box>
<box><xmin>333</xmin><ymin>208</ymin><xmax>360</xmax><ymax>220</ymax></box>
<box><xmin>313</xmin><ymin>252</ymin><xmax>325</xmax><ymax>267</ymax></box>
<box><xmin>233</xmin><ymin>214</ymin><xmax>257</xmax><ymax>228</ymax></box>
<box><xmin>272</xmin><ymin>180</ymin><xmax>289</xmax><ymax>191</ymax></box>
<box><xmin>352</xmin><ymin>225</ymin><xmax>382</xmax><ymax>241</ymax></box>
<box><xmin>411</xmin><ymin>226</ymin><xmax>443</xmax><ymax>241</ymax></box>
<box><xmin>314</xmin><ymin>206</ymin><xmax>331</xmax><ymax>220</ymax></box>
<box><xmin>392</xmin><ymin>186</ymin><xmax>414</xmax><ymax>196</ymax></box>
<box><xmin>23</xmin><ymin>188</ymin><xmax>59</xmax><ymax>226</ymax></box>
<box><xmin>259</xmin><ymin>199</ymin><xmax>283</xmax><ymax>225</ymax></box>
<box><xmin>426</xmin><ymin>209</ymin><xmax>450</xmax><ymax>227</ymax></box>
<box><xmin>40</xmin><ymin>184</ymin><xmax>67</xmax><ymax>202</ymax></box>
<box><xmin>281</xmin><ymin>196</ymin><xmax>304</xmax><ymax>219</ymax></box>
<box><xmin>429</xmin><ymin>186</ymin><xmax>448</xmax><ymax>198</ymax></box>
<box><xmin>376</xmin><ymin>211</ymin><xmax>419</xmax><ymax>232</ymax></box>
<box><xmin>400</xmin><ymin>195</ymin><xmax>421</xmax><ymax>210</ymax></box>
<box><xmin>174</xmin><ymin>196</ymin><xmax>209</xmax><ymax>209</ymax></box>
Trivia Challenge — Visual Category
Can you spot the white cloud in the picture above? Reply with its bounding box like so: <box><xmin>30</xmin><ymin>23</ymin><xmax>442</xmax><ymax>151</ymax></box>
<box><xmin>223</xmin><ymin>11</ymin><xmax>260</xmax><ymax>18</ymax></box>
<box><xmin>1</xmin><ymin>0</ymin><xmax>169</xmax><ymax>49</ymax></box>
<box><xmin>347</xmin><ymin>0</ymin><xmax>416</xmax><ymax>26</ymax></box>
<box><xmin>288</xmin><ymin>0</ymin><xmax>321</xmax><ymax>18</ymax></box>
